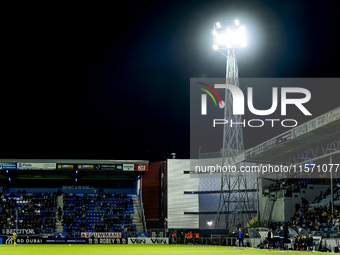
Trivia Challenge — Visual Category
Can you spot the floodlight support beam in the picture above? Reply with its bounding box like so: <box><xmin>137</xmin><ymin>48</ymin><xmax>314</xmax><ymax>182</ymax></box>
<box><xmin>215</xmin><ymin>48</ymin><xmax>256</xmax><ymax>230</ymax></box>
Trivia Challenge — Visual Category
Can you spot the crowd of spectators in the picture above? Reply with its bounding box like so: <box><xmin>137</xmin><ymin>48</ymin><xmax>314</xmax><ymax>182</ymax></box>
<box><xmin>268</xmin><ymin>179</ymin><xmax>307</xmax><ymax>195</ymax></box>
<box><xmin>285</xmin><ymin>179</ymin><xmax>340</xmax><ymax>236</ymax></box>
<box><xmin>311</xmin><ymin>182</ymin><xmax>340</xmax><ymax>204</ymax></box>
<box><xmin>292</xmin><ymin>234</ymin><xmax>314</xmax><ymax>251</ymax></box>
<box><xmin>268</xmin><ymin>177</ymin><xmax>331</xmax><ymax>196</ymax></box>
<box><xmin>62</xmin><ymin>191</ymin><xmax>136</xmax><ymax>237</ymax></box>
<box><xmin>0</xmin><ymin>190</ymin><xmax>56</xmax><ymax>233</ymax></box>
<box><xmin>288</xmin><ymin>203</ymin><xmax>340</xmax><ymax>231</ymax></box>
<box><xmin>266</xmin><ymin>177</ymin><xmax>340</xmax><ymax>244</ymax></box>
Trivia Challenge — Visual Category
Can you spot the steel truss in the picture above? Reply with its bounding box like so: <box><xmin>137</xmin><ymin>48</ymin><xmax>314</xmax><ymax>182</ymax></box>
<box><xmin>215</xmin><ymin>49</ymin><xmax>256</xmax><ymax>229</ymax></box>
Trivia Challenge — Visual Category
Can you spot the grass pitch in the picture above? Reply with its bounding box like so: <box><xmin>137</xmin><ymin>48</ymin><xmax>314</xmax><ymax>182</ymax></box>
<box><xmin>0</xmin><ymin>244</ymin><xmax>324</xmax><ymax>255</ymax></box>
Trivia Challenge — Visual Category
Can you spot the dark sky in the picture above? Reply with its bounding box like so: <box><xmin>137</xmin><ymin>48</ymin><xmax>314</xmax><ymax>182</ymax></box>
<box><xmin>2</xmin><ymin>0</ymin><xmax>340</xmax><ymax>161</ymax></box>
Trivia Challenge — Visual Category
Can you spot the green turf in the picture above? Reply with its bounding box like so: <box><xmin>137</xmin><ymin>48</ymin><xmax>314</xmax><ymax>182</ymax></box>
<box><xmin>0</xmin><ymin>244</ymin><xmax>324</xmax><ymax>255</ymax></box>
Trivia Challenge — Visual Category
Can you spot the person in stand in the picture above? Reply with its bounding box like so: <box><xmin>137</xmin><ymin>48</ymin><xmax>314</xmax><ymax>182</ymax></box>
<box><xmin>234</xmin><ymin>228</ymin><xmax>248</xmax><ymax>249</ymax></box>
<box><xmin>267</xmin><ymin>228</ymin><xmax>274</xmax><ymax>249</ymax></box>
<box><xmin>180</xmin><ymin>232</ymin><xmax>184</xmax><ymax>244</ymax></box>
<box><xmin>194</xmin><ymin>232</ymin><xmax>199</xmax><ymax>245</ymax></box>
<box><xmin>189</xmin><ymin>231</ymin><xmax>194</xmax><ymax>244</ymax></box>
<box><xmin>296</xmin><ymin>236</ymin><xmax>302</xmax><ymax>250</ymax></box>
<box><xmin>173</xmin><ymin>232</ymin><xmax>177</xmax><ymax>244</ymax></box>
<box><xmin>307</xmin><ymin>234</ymin><xmax>313</xmax><ymax>250</ymax></box>
<box><xmin>301</xmin><ymin>235</ymin><xmax>307</xmax><ymax>251</ymax></box>
<box><xmin>278</xmin><ymin>226</ymin><xmax>285</xmax><ymax>251</ymax></box>
<box><xmin>13</xmin><ymin>230</ymin><xmax>17</xmax><ymax>246</ymax></box>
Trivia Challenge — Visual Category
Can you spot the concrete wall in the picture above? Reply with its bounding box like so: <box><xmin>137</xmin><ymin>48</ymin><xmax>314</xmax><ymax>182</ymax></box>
<box><xmin>167</xmin><ymin>159</ymin><xmax>199</xmax><ymax>229</ymax></box>
<box><xmin>271</xmin><ymin>197</ymin><xmax>285</xmax><ymax>222</ymax></box>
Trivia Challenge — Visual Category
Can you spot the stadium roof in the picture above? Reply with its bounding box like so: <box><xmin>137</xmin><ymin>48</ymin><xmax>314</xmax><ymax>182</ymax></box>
<box><xmin>235</xmin><ymin>107</ymin><xmax>340</xmax><ymax>165</ymax></box>
<box><xmin>0</xmin><ymin>159</ymin><xmax>149</xmax><ymax>164</ymax></box>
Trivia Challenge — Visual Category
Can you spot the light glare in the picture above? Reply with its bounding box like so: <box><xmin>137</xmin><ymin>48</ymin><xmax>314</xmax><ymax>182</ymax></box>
<box><xmin>216</xmin><ymin>34</ymin><xmax>228</xmax><ymax>44</ymax></box>
<box><xmin>213</xmin><ymin>20</ymin><xmax>247</xmax><ymax>49</ymax></box>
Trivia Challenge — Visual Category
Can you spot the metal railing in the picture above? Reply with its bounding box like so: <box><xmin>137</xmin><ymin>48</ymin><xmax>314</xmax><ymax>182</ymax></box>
<box><xmin>138</xmin><ymin>184</ymin><xmax>147</xmax><ymax>232</ymax></box>
<box><xmin>147</xmin><ymin>228</ymin><xmax>168</xmax><ymax>238</ymax></box>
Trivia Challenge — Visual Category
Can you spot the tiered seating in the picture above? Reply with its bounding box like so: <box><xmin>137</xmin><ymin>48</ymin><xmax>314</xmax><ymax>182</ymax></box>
<box><xmin>0</xmin><ymin>191</ymin><xmax>56</xmax><ymax>234</ymax></box>
<box><xmin>286</xmin><ymin>180</ymin><xmax>340</xmax><ymax>237</ymax></box>
<box><xmin>62</xmin><ymin>192</ymin><xmax>136</xmax><ymax>237</ymax></box>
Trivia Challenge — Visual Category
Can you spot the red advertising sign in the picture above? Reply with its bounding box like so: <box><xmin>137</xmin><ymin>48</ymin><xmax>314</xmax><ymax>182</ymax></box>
<box><xmin>135</xmin><ymin>164</ymin><xmax>149</xmax><ymax>171</ymax></box>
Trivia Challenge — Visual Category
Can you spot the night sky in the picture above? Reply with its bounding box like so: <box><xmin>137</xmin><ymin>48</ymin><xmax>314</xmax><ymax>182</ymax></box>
<box><xmin>2</xmin><ymin>1</ymin><xmax>340</xmax><ymax>162</ymax></box>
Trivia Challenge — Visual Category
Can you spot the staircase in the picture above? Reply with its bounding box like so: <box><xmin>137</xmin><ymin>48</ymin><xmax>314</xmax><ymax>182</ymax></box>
<box><xmin>55</xmin><ymin>195</ymin><xmax>64</xmax><ymax>233</ymax></box>
<box><xmin>130</xmin><ymin>194</ymin><xmax>145</xmax><ymax>233</ymax></box>
<box><xmin>262</xmin><ymin>193</ymin><xmax>276</xmax><ymax>224</ymax></box>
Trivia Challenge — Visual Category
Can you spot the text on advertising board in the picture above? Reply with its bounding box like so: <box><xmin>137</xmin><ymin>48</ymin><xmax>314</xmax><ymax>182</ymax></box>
<box><xmin>135</xmin><ymin>164</ymin><xmax>149</xmax><ymax>171</ymax></box>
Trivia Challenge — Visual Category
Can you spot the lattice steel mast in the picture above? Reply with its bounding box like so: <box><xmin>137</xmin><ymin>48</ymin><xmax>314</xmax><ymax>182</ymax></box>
<box><xmin>213</xmin><ymin>20</ymin><xmax>255</xmax><ymax>229</ymax></box>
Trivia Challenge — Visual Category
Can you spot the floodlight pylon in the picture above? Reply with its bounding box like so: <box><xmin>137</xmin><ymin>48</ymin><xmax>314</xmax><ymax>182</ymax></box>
<box><xmin>214</xmin><ymin>22</ymin><xmax>256</xmax><ymax>230</ymax></box>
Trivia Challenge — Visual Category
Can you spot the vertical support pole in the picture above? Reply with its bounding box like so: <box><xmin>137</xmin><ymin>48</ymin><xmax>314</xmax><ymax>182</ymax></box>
<box><xmin>330</xmin><ymin>155</ymin><xmax>334</xmax><ymax>215</ymax></box>
<box><xmin>256</xmin><ymin>164</ymin><xmax>260</xmax><ymax>225</ymax></box>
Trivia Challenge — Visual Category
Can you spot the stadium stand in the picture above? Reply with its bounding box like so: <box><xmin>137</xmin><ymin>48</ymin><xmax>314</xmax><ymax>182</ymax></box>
<box><xmin>62</xmin><ymin>191</ymin><xmax>136</xmax><ymax>237</ymax></box>
<box><xmin>266</xmin><ymin>176</ymin><xmax>331</xmax><ymax>197</ymax></box>
<box><xmin>269</xmin><ymin>179</ymin><xmax>340</xmax><ymax>238</ymax></box>
<box><xmin>0</xmin><ymin>190</ymin><xmax>56</xmax><ymax>234</ymax></box>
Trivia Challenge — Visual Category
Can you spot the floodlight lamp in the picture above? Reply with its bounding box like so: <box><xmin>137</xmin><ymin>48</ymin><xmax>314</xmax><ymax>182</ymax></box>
<box><xmin>216</xmin><ymin>22</ymin><xmax>221</xmax><ymax>28</ymax></box>
<box><xmin>9</xmin><ymin>178</ymin><xmax>11</xmax><ymax>181</ymax></box>
<box><xmin>212</xmin><ymin>30</ymin><xmax>217</xmax><ymax>36</ymax></box>
<box><xmin>226</xmin><ymin>27</ymin><xmax>232</xmax><ymax>33</ymax></box>
<box><xmin>227</xmin><ymin>43</ymin><xmax>232</xmax><ymax>48</ymax></box>
<box><xmin>75</xmin><ymin>178</ymin><xmax>78</xmax><ymax>182</ymax></box>
<box><xmin>213</xmin><ymin>44</ymin><xmax>219</xmax><ymax>50</ymax></box>
<box><xmin>240</xmin><ymin>25</ymin><xmax>245</xmax><ymax>31</ymax></box>
<box><xmin>207</xmin><ymin>221</ymin><xmax>213</xmax><ymax>226</ymax></box>
<box><xmin>231</xmin><ymin>31</ymin><xmax>241</xmax><ymax>43</ymax></box>
<box><xmin>234</xmin><ymin>19</ymin><xmax>240</xmax><ymax>25</ymax></box>
<box><xmin>216</xmin><ymin>33</ymin><xmax>228</xmax><ymax>44</ymax></box>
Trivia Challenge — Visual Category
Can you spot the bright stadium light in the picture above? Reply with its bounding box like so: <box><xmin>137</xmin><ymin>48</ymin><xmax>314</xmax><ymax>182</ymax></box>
<box><xmin>216</xmin><ymin>33</ymin><xmax>228</xmax><ymax>44</ymax></box>
<box><xmin>213</xmin><ymin>19</ymin><xmax>247</xmax><ymax>49</ymax></box>
<box><xmin>207</xmin><ymin>221</ymin><xmax>213</xmax><ymax>226</ymax></box>
<box><xmin>241</xmin><ymin>42</ymin><xmax>247</xmax><ymax>47</ymax></box>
